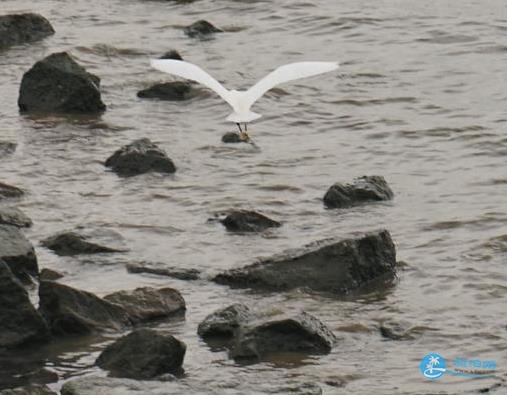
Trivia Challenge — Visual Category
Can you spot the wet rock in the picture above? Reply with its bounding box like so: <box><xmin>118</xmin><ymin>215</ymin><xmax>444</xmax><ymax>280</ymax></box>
<box><xmin>0</xmin><ymin>385</ymin><xmax>56</xmax><ymax>395</ymax></box>
<box><xmin>231</xmin><ymin>311</ymin><xmax>336</xmax><ymax>360</ymax></box>
<box><xmin>137</xmin><ymin>81</ymin><xmax>194</xmax><ymax>101</ymax></box>
<box><xmin>39</xmin><ymin>268</ymin><xmax>63</xmax><ymax>281</ymax></box>
<box><xmin>18</xmin><ymin>52</ymin><xmax>106</xmax><ymax>113</ymax></box>
<box><xmin>0</xmin><ymin>13</ymin><xmax>54</xmax><ymax>49</ymax></box>
<box><xmin>220</xmin><ymin>210</ymin><xmax>281</xmax><ymax>232</ymax></box>
<box><xmin>38</xmin><ymin>280</ymin><xmax>131</xmax><ymax>335</ymax></box>
<box><xmin>0</xmin><ymin>182</ymin><xmax>24</xmax><ymax>200</ymax></box>
<box><xmin>0</xmin><ymin>260</ymin><xmax>49</xmax><ymax>349</ymax></box>
<box><xmin>0</xmin><ymin>224</ymin><xmax>38</xmax><ymax>283</ymax></box>
<box><xmin>221</xmin><ymin>132</ymin><xmax>249</xmax><ymax>144</ymax></box>
<box><xmin>0</xmin><ymin>141</ymin><xmax>17</xmax><ymax>155</ymax></box>
<box><xmin>323</xmin><ymin>175</ymin><xmax>393</xmax><ymax>209</ymax></box>
<box><xmin>40</xmin><ymin>231</ymin><xmax>123</xmax><ymax>256</ymax></box>
<box><xmin>184</xmin><ymin>20</ymin><xmax>223</xmax><ymax>38</ymax></box>
<box><xmin>126</xmin><ymin>262</ymin><xmax>200</xmax><ymax>281</ymax></box>
<box><xmin>0</xmin><ymin>208</ymin><xmax>32</xmax><ymax>228</ymax></box>
<box><xmin>104</xmin><ymin>287</ymin><xmax>185</xmax><ymax>324</ymax></box>
<box><xmin>198</xmin><ymin>303</ymin><xmax>253</xmax><ymax>338</ymax></box>
<box><xmin>379</xmin><ymin>320</ymin><xmax>419</xmax><ymax>341</ymax></box>
<box><xmin>159</xmin><ymin>50</ymin><xmax>183</xmax><ymax>60</ymax></box>
<box><xmin>105</xmin><ymin>138</ymin><xmax>176</xmax><ymax>177</ymax></box>
<box><xmin>96</xmin><ymin>329</ymin><xmax>186</xmax><ymax>379</ymax></box>
<box><xmin>214</xmin><ymin>230</ymin><xmax>397</xmax><ymax>294</ymax></box>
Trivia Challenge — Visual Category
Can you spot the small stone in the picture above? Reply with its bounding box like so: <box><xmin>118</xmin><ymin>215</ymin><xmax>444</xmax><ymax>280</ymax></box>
<box><xmin>0</xmin><ymin>13</ymin><xmax>54</xmax><ymax>48</ymax></box>
<box><xmin>0</xmin><ymin>182</ymin><xmax>24</xmax><ymax>200</ymax></box>
<box><xmin>198</xmin><ymin>303</ymin><xmax>253</xmax><ymax>338</ymax></box>
<box><xmin>220</xmin><ymin>210</ymin><xmax>281</xmax><ymax>232</ymax></box>
<box><xmin>104</xmin><ymin>287</ymin><xmax>185</xmax><ymax>324</ymax></box>
<box><xmin>221</xmin><ymin>132</ymin><xmax>250</xmax><ymax>144</ymax></box>
<box><xmin>96</xmin><ymin>329</ymin><xmax>186</xmax><ymax>379</ymax></box>
<box><xmin>105</xmin><ymin>138</ymin><xmax>176</xmax><ymax>177</ymax></box>
<box><xmin>39</xmin><ymin>268</ymin><xmax>64</xmax><ymax>281</ymax></box>
<box><xmin>184</xmin><ymin>20</ymin><xmax>223</xmax><ymax>38</ymax></box>
<box><xmin>137</xmin><ymin>81</ymin><xmax>193</xmax><ymax>101</ymax></box>
<box><xmin>126</xmin><ymin>262</ymin><xmax>200</xmax><ymax>280</ymax></box>
<box><xmin>0</xmin><ymin>207</ymin><xmax>32</xmax><ymax>228</ymax></box>
<box><xmin>159</xmin><ymin>50</ymin><xmax>183</xmax><ymax>60</ymax></box>
<box><xmin>323</xmin><ymin>175</ymin><xmax>393</xmax><ymax>209</ymax></box>
<box><xmin>0</xmin><ymin>141</ymin><xmax>17</xmax><ymax>155</ymax></box>
<box><xmin>18</xmin><ymin>52</ymin><xmax>105</xmax><ymax>113</ymax></box>
<box><xmin>41</xmin><ymin>232</ymin><xmax>122</xmax><ymax>256</ymax></box>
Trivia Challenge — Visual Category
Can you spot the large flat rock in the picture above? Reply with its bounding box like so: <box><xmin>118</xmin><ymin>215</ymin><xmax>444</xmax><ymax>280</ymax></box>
<box><xmin>214</xmin><ymin>230</ymin><xmax>397</xmax><ymax>294</ymax></box>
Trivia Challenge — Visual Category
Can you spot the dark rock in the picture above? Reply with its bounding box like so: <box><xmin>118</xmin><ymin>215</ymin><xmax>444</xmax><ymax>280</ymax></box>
<box><xmin>214</xmin><ymin>230</ymin><xmax>397</xmax><ymax>294</ymax></box>
<box><xmin>0</xmin><ymin>260</ymin><xmax>49</xmax><ymax>349</ymax></box>
<box><xmin>104</xmin><ymin>287</ymin><xmax>185</xmax><ymax>324</ymax></box>
<box><xmin>0</xmin><ymin>207</ymin><xmax>32</xmax><ymax>228</ymax></box>
<box><xmin>232</xmin><ymin>311</ymin><xmax>335</xmax><ymax>360</ymax></box>
<box><xmin>18</xmin><ymin>52</ymin><xmax>106</xmax><ymax>113</ymax></box>
<box><xmin>38</xmin><ymin>280</ymin><xmax>131</xmax><ymax>335</ymax></box>
<box><xmin>105</xmin><ymin>138</ymin><xmax>176</xmax><ymax>177</ymax></box>
<box><xmin>323</xmin><ymin>175</ymin><xmax>393</xmax><ymax>209</ymax></box>
<box><xmin>0</xmin><ymin>182</ymin><xmax>24</xmax><ymax>200</ymax></box>
<box><xmin>39</xmin><ymin>268</ymin><xmax>63</xmax><ymax>281</ymax></box>
<box><xmin>220</xmin><ymin>210</ymin><xmax>281</xmax><ymax>232</ymax></box>
<box><xmin>184</xmin><ymin>20</ymin><xmax>223</xmax><ymax>38</ymax></box>
<box><xmin>0</xmin><ymin>224</ymin><xmax>38</xmax><ymax>283</ymax></box>
<box><xmin>0</xmin><ymin>141</ymin><xmax>17</xmax><ymax>155</ymax></box>
<box><xmin>379</xmin><ymin>320</ymin><xmax>418</xmax><ymax>341</ymax></box>
<box><xmin>137</xmin><ymin>81</ymin><xmax>194</xmax><ymax>101</ymax></box>
<box><xmin>197</xmin><ymin>303</ymin><xmax>253</xmax><ymax>338</ymax></box>
<box><xmin>96</xmin><ymin>329</ymin><xmax>186</xmax><ymax>379</ymax></box>
<box><xmin>0</xmin><ymin>13</ymin><xmax>54</xmax><ymax>49</ymax></box>
<box><xmin>40</xmin><ymin>231</ymin><xmax>123</xmax><ymax>256</ymax></box>
<box><xmin>159</xmin><ymin>50</ymin><xmax>183</xmax><ymax>60</ymax></box>
<box><xmin>126</xmin><ymin>262</ymin><xmax>200</xmax><ymax>281</ymax></box>
<box><xmin>221</xmin><ymin>132</ymin><xmax>250</xmax><ymax>144</ymax></box>
<box><xmin>0</xmin><ymin>385</ymin><xmax>56</xmax><ymax>395</ymax></box>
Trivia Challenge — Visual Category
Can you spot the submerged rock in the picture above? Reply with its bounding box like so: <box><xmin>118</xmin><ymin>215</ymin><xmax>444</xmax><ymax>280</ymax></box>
<box><xmin>60</xmin><ymin>376</ymin><xmax>179</xmax><ymax>395</ymax></box>
<box><xmin>18</xmin><ymin>52</ymin><xmax>106</xmax><ymax>113</ymax></box>
<box><xmin>323</xmin><ymin>175</ymin><xmax>393</xmax><ymax>209</ymax></box>
<box><xmin>105</xmin><ymin>138</ymin><xmax>176</xmax><ymax>177</ymax></box>
<box><xmin>220</xmin><ymin>210</ymin><xmax>281</xmax><ymax>232</ymax></box>
<box><xmin>96</xmin><ymin>329</ymin><xmax>186</xmax><ymax>379</ymax></box>
<box><xmin>39</xmin><ymin>268</ymin><xmax>64</xmax><ymax>281</ymax></box>
<box><xmin>159</xmin><ymin>50</ymin><xmax>183</xmax><ymax>60</ymax></box>
<box><xmin>0</xmin><ymin>224</ymin><xmax>38</xmax><ymax>283</ymax></box>
<box><xmin>0</xmin><ymin>207</ymin><xmax>32</xmax><ymax>228</ymax></box>
<box><xmin>104</xmin><ymin>287</ymin><xmax>185</xmax><ymax>324</ymax></box>
<box><xmin>0</xmin><ymin>13</ymin><xmax>54</xmax><ymax>48</ymax></box>
<box><xmin>0</xmin><ymin>260</ymin><xmax>49</xmax><ymax>349</ymax></box>
<box><xmin>137</xmin><ymin>81</ymin><xmax>195</xmax><ymax>101</ymax></box>
<box><xmin>38</xmin><ymin>281</ymin><xmax>131</xmax><ymax>335</ymax></box>
<box><xmin>184</xmin><ymin>20</ymin><xmax>223</xmax><ymax>38</ymax></box>
<box><xmin>41</xmin><ymin>231</ymin><xmax>123</xmax><ymax>256</ymax></box>
<box><xmin>0</xmin><ymin>385</ymin><xmax>57</xmax><ymax>395</ymax></box>
<box><xmin>126</xmin><ymin>262</ymin><xmax>200</xmax><ymax>281</ymax></box>
<box><xmin>0</xmin><ymin>182</ymin><xmax>24</xmax><ymax>200</ymax></box>
<box><xmin>214</xmin><ymin>230</ymin><xmax>397</xmax><ymax>294</ymax></box>
<box><xmin>0</xmin><ymin>141</ymin><xmax>17</xmax><ymax>155</ymax></box>
<box><xmin>221</xmin><ymin>132</ymin><xmax>249</xmax><ymax>144</ymax></box>
<box><xmin>197</xmin><ymin>303</ymin><xmax>253</xmax><ymax>338</ymax></box>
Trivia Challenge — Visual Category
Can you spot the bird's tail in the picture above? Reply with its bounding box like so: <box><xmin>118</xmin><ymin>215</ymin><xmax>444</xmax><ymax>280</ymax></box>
<box><xmin>226</xmin><ymin>111</ymin><xmax>262</xmax><ymax>123</ymax></box>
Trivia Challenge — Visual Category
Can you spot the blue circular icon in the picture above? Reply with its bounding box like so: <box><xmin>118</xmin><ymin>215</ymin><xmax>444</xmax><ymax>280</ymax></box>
<box><xmin>420</xmin><ymin>353</ymin><xmax>446</xmax><ymax>380</ymax></box>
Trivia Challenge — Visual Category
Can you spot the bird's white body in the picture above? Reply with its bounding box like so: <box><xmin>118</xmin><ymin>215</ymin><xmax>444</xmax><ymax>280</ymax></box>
<box><xmin>150</xmin><ymin>59</ymin><xmax>339</xmax><ymax>125</ymax></box>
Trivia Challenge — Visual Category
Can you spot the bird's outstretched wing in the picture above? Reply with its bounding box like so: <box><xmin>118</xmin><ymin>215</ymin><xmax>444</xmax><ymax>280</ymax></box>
<box><xmin>243</xmin><ymin>61</ymin><xmax>339</xmax><ymax>108</ymax></box>
<box><xmin>150</xmin><ymin>59</ymin><xmax>234</xmax><ymax>107</ymax></box>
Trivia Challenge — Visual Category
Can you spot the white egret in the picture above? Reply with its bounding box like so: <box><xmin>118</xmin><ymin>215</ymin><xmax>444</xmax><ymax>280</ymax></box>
<box><xmin>150</xmin><ymin>59</ymin><xmax>339</xmax><ymax>140</ymax></box>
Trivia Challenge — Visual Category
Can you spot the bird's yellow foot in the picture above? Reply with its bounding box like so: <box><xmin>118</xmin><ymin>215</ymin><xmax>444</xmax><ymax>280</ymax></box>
<box><xmin>239</xmin><ymin>131</ymin><xmax>250</xmax><ymax>142</ymax></box>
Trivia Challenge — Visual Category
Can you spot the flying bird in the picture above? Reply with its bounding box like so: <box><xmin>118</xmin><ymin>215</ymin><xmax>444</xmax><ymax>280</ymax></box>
<box><xmin>150</xmin><ymin>59</ymin><xmax>339</xmax><ymax>140</ymax></box>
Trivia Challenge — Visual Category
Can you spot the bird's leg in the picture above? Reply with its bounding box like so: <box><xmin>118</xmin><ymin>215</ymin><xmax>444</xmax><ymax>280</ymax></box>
<box><xmin>236</xmin><ymin>123</ymin><xmax>243</xmax><ymax>133</ymax></box>
<box><xmin>239</xmin><ymin>123</ymin><xmax>250</xmax><ymax>142</ymax></box>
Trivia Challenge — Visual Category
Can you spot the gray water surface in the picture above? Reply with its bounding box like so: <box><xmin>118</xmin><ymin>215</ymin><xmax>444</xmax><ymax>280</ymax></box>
<box><xmin>1</xmin><ymin>0</ymin><xmax>506</xmax><ymax>393</ymax></box>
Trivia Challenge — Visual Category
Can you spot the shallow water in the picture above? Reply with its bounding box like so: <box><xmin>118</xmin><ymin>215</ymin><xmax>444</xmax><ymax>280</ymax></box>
<box><xmin>1</xmin><ymin>0</ymin><xmax>506</xmax><ymax>393</ymax></box>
